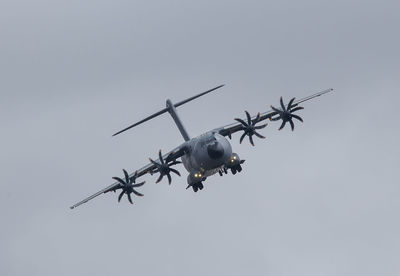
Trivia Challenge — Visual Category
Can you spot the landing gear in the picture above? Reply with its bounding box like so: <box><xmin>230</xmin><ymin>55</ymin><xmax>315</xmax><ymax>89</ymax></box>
<box><xmin>186</xmin><ymin>181</ymin><xmax>204</xmax><ymax>192</ymax></box>
<box><xmin>218</xmin><ymin>167</ymin><xmax>229</xmax><ymax>176</ymax></box>
<box><xmin>230</xmin><ymin>163</ymin><xmax>243</xmax><ymax>174</ymax></box>
<box><xmin>219</xmin><ymin>162</ymin><xmax>243</xmax><ymax>176</ymax></box>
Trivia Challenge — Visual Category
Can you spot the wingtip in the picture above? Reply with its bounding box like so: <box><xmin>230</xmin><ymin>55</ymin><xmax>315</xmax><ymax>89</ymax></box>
<box><xmin>111</xmin><ymin>131</ymin><xmax>120</xmax><ymax>137</ymax></box>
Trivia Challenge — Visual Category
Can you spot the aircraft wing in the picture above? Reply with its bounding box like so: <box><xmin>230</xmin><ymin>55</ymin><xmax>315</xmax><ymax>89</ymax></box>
<box><xmin>69</xmin><ymin>143</ymin><xmax>188</xmax><ymax>209</ymax></box>
<box><xmin>215</xmin><ymin>88</ymin><xmax>333</xmax><ymax>138</ymax></box>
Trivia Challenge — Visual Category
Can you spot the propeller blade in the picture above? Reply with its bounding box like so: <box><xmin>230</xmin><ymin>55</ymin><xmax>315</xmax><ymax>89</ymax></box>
<box><xmin>287</xmin><ymin>97</ymin><xmax>296</xmax><ymax>110</ymax></box>
<box><xmin>169</xmin><ymin>160</ymin><xmax>182</xmax><ymax>166</ymax></box>
<box><xmin>156</xmin><ymin>174</ymin><xmax>164</xmax><ymax>183</ymax></box>
<box><xmin>235</xmin><ymin>118</ymin><xmax>248</xmax><ymax>127</ymax></box>
<box><xmin>253</xmin><ymin>131</ymin><xmax>265</xmax><ymax>139</ymax></box>
<box><xmin>291</xmin><ymin>114</ymin><xmax>303</xmax><ymax>122</ymax></box>
<box><xmin>123</xmin><ymin>169</ymin><xmax>130</xmax><ymax>184</ymax></box>
<box><xmin>254</xmin><ymin>123</ymin><xmax>267</xmax><ymax>130</ymax></box>
<box><xmin>149</xmin><ymin>158</ymin><xmax>159</xmax><ymax>168</ymax></box>
<box><xmin>289</xmin><ymin>119</ymin><xmax>294</xmax><ymax>131</ymax></box>
<box><xmin>118</xmin><ymin>191</ymin><xmax>124</xmax><ymax>202</ymax></box>
<box><xmin>132</xmin><ymin>190</ymin><xmax>144</xmax><ymax>197</ymax></box>
<box><xmin>112</xmin><ymin>177</ymin><xmax>126</xmax><ymax>187</ymax></box>
<box><xmin>280</xmin><ymin>97</ymin><xmax>286</xmax><ymax>111</ymax></box>
<box><xmin>132</xmin><ymin>181</ymin><xmax>145</xmax><ymax>188</ymax></box>
<box><xmin>279</xmin><ymin>120</ymin><xmax>286</xmax><ymax>130</ymax></box>
<box><xmin>158</xmin><ymin>150</ymin><xmax>164</xmax><ymax>165</ymax></box>
<box><xmin>127</xmin><ymin>193</ymin><xmax>133</xmax><ymax>204</ymax></box>
<box><xmin>290</xmin><ymin>106</ymin><xmax>304</xmax><ymax>113</ymax></box>
<box><xmin>170</xmin><ymin>168</ymin><xmax>181</xmax><ymax>176</ymax></box>
<box><xmin>271</xmin><ymin>105</ymin><xmax>281</xmax><ymax>113</ymax></box>
<box><xmin>245</xmin><ymin>111</ymin><xmax>252</xmax><ymax>125</ymax></box>
<box><xmin>239</xmin><ymin>132</ymin><xmax>247</xmax><ymax>144</ymax></box>
<box><xmin>249</xmin><ymin>135</ymin><xmax>255</xmax><ymax>146</ymax></box>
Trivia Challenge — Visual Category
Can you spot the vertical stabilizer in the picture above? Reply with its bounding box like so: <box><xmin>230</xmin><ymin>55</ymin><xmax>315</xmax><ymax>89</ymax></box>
<box><xmin>166</xmin><ymin>99</ymin><xmax>190</xmax><ymax>141</ymax></box>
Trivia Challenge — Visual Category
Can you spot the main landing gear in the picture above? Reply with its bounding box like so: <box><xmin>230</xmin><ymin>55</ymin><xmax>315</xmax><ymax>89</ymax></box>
<box><xmin>186</xmin><ymin>181</ymin><xmax>204</xmax><ymax>192</ymax></box>
<box><xmin>219</xmin><ymin>163</ymin><xmax>243</xmax><ymax>176</ymax></box>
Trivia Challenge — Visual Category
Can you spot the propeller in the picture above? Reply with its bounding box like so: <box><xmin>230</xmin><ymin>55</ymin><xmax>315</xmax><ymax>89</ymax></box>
<box><xmin>234</xmin><ymin>111</ymin><xmax>268</xmax><ymax>146</ymax></box>
<box><xmin>149</xmin><ymin>150</ymin><xmax>181</xmax><ymax>184</ymax></box>
<box><xmin>112</xmin><ymin>170</ymin><xmax>145</xmax><ymax>204</ymax></box>
<box><xmin>270</xmin><ymin>97</ymin><xmax>304</xmax><ymax>131</ymax></box>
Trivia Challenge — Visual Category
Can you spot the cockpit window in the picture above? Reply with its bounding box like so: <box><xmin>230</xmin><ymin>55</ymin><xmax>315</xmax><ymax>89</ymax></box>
<box><xmin>198</xmin><ymin>133</ymin><xmax>216</xmax><ymax>146</ymax></box>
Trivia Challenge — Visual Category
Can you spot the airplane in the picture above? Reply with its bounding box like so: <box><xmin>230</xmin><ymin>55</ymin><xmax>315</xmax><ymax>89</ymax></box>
<box><xmin>70</xmin><ymin>85</ymin><xmax>333</xmax><ymax>209</ymax></box>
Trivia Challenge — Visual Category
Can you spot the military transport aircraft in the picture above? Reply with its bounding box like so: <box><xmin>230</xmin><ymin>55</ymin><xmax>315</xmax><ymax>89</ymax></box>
<box><xmin>70</xmin><ymin>85</ymin><xmax>333</xmax><ymax>209</ymax></box>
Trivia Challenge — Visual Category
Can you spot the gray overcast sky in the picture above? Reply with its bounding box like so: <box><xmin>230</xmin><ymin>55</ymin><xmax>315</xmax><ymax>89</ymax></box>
<box><xmin>1</xmin><ymin>0</ymin><xmax>399</xmax><ymax>275</ymax></box>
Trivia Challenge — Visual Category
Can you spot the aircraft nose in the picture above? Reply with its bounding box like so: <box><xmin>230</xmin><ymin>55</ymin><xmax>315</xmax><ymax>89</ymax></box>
<box><xmin>207</xmin><ymin>142</ymin><xmax>225</xmax><ymax>159</ymax></box>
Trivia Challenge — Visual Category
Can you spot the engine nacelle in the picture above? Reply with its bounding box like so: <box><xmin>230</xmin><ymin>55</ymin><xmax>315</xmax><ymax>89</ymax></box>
<box><xmin>187</xmin><ymin>171</ymin><xmax>205</xmax><ymax>192</ymax></box>
<box><xmin>224</xmin><ymin>152</ymin><xmax>244</xmax><ymax>175</ymax></box>
<box><xmin>226</xmin><ymin>152</ymin><xmax>242</xmax><ymax>168</ymax></box>
<box><xmin>187</xmin><ymin>170</ymin><xmax>205</xmax><ymax>184</ymax></box>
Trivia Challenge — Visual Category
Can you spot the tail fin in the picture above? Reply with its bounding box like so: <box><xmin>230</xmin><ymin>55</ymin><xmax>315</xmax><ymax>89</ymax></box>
<box><xmin>112</xmin><ymin>84</ymin><xmax>225</xmax><ymax>137</ymax></box>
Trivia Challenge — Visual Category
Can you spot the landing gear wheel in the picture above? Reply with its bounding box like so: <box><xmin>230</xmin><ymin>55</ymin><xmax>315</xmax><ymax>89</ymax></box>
<box><xmin>186</xmin><ymin>181</ymin><xmax>204</xmax><ymax>192</ymax></box>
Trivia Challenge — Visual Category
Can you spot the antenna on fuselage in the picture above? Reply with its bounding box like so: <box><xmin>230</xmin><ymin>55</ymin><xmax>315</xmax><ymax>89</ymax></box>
<box><xmin>112</xmin><ymin>84</ymin><xmax>225</xmax><ymax>139</ymax></box>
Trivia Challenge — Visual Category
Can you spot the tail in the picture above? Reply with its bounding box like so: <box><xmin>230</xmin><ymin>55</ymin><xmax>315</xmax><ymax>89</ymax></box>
<box><xmin>112</xmin><ymin>84</ymin><xmax>225</xmax><ymax>137</ymax></box>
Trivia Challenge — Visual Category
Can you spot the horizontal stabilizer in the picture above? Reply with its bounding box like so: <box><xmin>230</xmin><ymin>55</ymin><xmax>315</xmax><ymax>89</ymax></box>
<box><xmin>112</xmin><ymin>107</ymin><xmax>169</xmax><ymax>137</ymax></box>
<box><xmin>112</xmin><ymin>84</ymin><xmax>225</xmax><ymax>137</ymax></box>
<box><xmin>174</xmin><ymin>84</ymin><xmax>225</xmax><ymax>107</ymax></box>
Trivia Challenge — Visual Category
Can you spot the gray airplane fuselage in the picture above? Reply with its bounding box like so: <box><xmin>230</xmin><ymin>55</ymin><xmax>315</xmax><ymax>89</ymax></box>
<box><xmin>180</xmin><ymin>132</ymin><xmax>237</xmax><ymax>185</ymax></box>
<box><xmin>164</xmin><ymin>98</ymin><xmax>241</xmax><ymax>185</ymax></box>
